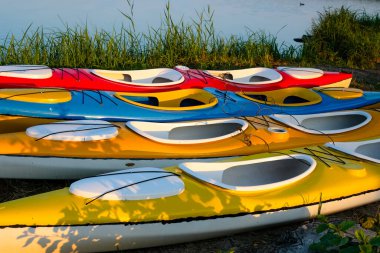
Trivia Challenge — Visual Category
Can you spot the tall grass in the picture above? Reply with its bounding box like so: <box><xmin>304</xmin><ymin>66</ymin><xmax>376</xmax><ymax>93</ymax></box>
<box><xmin>301</xmin><ymin>7</ymin><xmax>380</xmax><ymax>69</ymax></box>
<box><xmin>0</xmin><ymin>2</ymin><xmax>299</xmax><ymax>69</ymax></box>
<box><xmin>0</xmin><ymin>4</ymin><xmax>378</xmax><ymax>70</ymax></box>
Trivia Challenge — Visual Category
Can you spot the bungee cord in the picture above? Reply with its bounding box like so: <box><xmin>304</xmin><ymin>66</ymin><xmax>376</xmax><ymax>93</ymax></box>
<box><xmin>34</xmin><ymin>124</ymin><xmax>119</xmax><ymax>141</ymax></box>
<box><xmin>85</xmin><ymin>170</ymin><xmax>181</xmax><ymax>205</ymax></box>
<box><xmin>0</xmin><ymin>89</ymin><xmax>69</xmax><ymax>101</ymax></box>
<box><xmin>290</xmin><ymin>146</ymin><xmax>361</xmax><ymax>167</ymax></box>
<box><xmin>53</xmin><ymin>67</ymin><xmax>94</xmax><ymax>81</ymax></box>
<box><xmin>76</xmin><ymin>89</ymin><xmax>119</xmax><ymax>106</ymax></box>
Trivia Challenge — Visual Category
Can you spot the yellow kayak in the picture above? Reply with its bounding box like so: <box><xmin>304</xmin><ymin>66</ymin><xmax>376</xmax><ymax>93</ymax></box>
<box><xmin>0</xmin><ymin>109</ymin><xmax>379</xmax><ymax>179</ymax></box>
<box><xmin>0</xmin><ymin>140</ymin><xmax>378</xmax><ymax>252</ymax></box>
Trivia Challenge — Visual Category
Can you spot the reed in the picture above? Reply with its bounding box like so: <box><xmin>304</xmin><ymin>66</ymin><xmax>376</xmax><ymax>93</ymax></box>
<box><xmin>0</xmin><ymin>4</ymin><xmax>378</xmax><ymax>70</ymax></box>
<box><xmin>0</xmin><ymin>2</ymin><xmax>298</xmax><ymax>69</ymax></box>
<box><xmin>300</xmin><ymin>7</ymin><xmax>380</xmax><ymax>69</ymax></box>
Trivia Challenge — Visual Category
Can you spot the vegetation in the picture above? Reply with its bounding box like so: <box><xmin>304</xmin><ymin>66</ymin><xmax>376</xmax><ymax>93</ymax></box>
<box><xmin>0</xmin><ymin>2</ymin><xmax>299</xmax><ymax>70</ymax></box>
<box><xmin>0</xmin><ymin>3</ymin><xmax>379</xmax><ymax>252</ymax></box>
<box><xmin>310</xmin><ymin>212</ymin><xmax>380</xmax><ymax>252</ymax></box>
<box><xmin>301</xmin><ymin>7</ymin><xmax>380</xmax><ymax>69</ymax></box>
<box><xmin>1</xmin><ymin>4</ymin><xmax>378</xmax><ymax>70</ymax></box>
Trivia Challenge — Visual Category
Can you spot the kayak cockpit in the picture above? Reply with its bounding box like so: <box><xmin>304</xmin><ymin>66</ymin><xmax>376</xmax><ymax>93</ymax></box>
<box><xmin>179</xmin><ymin>154</ymin><xmax>316</xmax><ymax>192</ymax></box>
<box><xmin>126</xmin><ymin>118</ymin><xmax>248</xmax><ymax>144</ymax></box>
<box><xmin>237</xmin><ymin>87</ymin><xmax>322</xmax><ymax>106</ymax></box>
<box><xmin>326</xmin><ymin>138</ymin><xmax>380</xmax><ymax>164</ymax></box>
<box><xmin>91</xmin><ymin>68</ymin><xmax>185</xmax><ymax>86</ymax></box>
<box><xmin>204</xmin><ymin>67</ymin><xmax>283</xmax><ymax>85</ymax></box>
<box><xmin>270</xmin><ymin>110</ymin><xmax>371</xmax><ymax>134</ymax></box>
<box><xmin>0</xmin><ymin>65</ymin><xmax>53</xmax><ymax>79</ymax></box>
<box><xmin>114</xmin><ymin>89</ymin><xmax>218</xmax><ymax>111</ymax></box>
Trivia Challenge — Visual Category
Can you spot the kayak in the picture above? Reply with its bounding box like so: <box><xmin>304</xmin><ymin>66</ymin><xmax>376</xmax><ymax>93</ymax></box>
<box><xmin>0</xmin><ymin>139</ymin><xmax>378</xmax><ymax>252</ymax></box>
<box><xmin>177</xmin><ymin>65</ymin><xmax>352</xmax><ymax>91</ymax></box>
<box><xmin>0</xmin><ymin>109</ymin><xmax>378</xmax><ymax>179</ymax></box>
<box><xmin>0</xmin><ymin>87</ymin><xmax>378</xmax><ymax>122</ymax></box>
<box><xmin>0</xmin><ymin>65</ymin><xmax>352</xmax><ymax>92</ymax></box>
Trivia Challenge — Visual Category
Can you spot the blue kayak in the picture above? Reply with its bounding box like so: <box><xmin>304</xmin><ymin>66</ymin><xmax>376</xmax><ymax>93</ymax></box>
<box><xmin>0</xmin><ymin>87</ymin><xmax>378</xmax><ymax>122</ymax></box>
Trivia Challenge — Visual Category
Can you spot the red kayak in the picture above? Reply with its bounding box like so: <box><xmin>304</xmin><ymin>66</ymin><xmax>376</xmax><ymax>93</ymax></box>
<box><xmin>0</xmin><ymin>65</ymin><xmax>352</xmax><ymax>92</ymax></box>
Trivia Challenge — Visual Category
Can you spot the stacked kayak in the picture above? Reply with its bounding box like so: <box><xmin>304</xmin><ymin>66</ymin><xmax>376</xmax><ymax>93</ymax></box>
<box><xmin>0</xmin><ymin>139</ymin><xmax>379</xmax><ymax>252</ymax></box>
<box><xmin>0</xmin><ymin>87</ymin><xmax>378</xmax><ymax>121</ymax></box>
<box><xmin>0</xmin><ymin>65</ymin><xmax>352</xmax><ymax>92</ymax></box>
<box><xmin>175</xmin><ymin>65</ymin><xmax>353</xmax><ymax>91</ymax></box>
<box><xmin>0</xmin><ymin>109</ymin><xmax>377</xmax><ymax>179</ymax></box>
<box><xmin>0</xmin><ymin>64</ymin><xmax>378</xmax><ymax>252</ymax></box>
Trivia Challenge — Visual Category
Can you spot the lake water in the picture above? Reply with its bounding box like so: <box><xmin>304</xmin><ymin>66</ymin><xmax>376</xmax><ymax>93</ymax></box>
<box><xmin>1</xmin><ymin>0</ymin><xmax>379</xmax><ymax>45</ymax></box>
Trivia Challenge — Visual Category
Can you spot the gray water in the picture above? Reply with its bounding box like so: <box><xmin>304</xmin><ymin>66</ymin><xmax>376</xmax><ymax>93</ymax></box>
<box><xmin>1</xmin><ymin>0</ymin><xmax>379</xmax><ymax>45</ymax></box>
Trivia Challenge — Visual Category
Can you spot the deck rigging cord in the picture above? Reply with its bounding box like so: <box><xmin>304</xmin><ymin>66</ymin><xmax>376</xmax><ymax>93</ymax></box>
<box><xmin>53</xmin><ymin>67</ymin><xmax>94</xmax><ymax>81</ymax></box>
<box><xmin>0</xmin><ymin>88</ymin><xmax>68</xmax><ymax>101</ymax></box>
<box><xmin>76</xmin><ymin>89</ymin><xmax>118</xmax><ymax>106</ymax></box>
<box><xmin>34</xmin><ymin>124</ymin><xmax>119</xmax><ymax>141</ymax></box>
<box><xmin>85</xmin><ymin>170</ymin><xmax>181</xmax><ymax>205</ymax></box>
<box><xmin>290</xmin><ymin>146</ymin><xmax>361</xmax><ymax>167</ymax></box>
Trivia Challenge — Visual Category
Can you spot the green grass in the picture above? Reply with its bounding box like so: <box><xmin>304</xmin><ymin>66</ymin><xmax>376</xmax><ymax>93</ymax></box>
<box><xmin>0</xmin><ymin>4</ymin><xmax>378</xmax><ymax>70</ymax></box>
<box><xmin>300</xmin><ymin>7</ymin><xmax>380</xmax><ymax>69</ymax></box>
<box><xmin>0</xmin><ymin>2</ymin><xmax>299</xmax><ymax>69</ymax></box>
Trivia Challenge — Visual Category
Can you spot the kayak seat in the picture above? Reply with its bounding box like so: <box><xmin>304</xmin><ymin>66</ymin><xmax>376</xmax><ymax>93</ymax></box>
<box><xmin>356</xmin><ymin>142</ymin><xmax>380</xmax><ymax>161</ymax></box>
<box><xmin>249</xmin><ymin>75</ymin><xmax>271</xmax><ymax>82</ymax></box>
<box><xmin>180</xmin><ymin>98</ymin><xmax>205</xmax><ymax>107</ymax></box>
<box><xmin>218</xmin><ymin>73</ymin><xmax>233</xmax><ymax>80</ymax></box>
<box><xmin>121</xmin><ymin>95</ymin><xmax>159</xmax><ymax>106</ymax></box>
<box><xmin>245</xmin><ymin>94</ymin><xmax>268</xmax><ymax>102</ymax></box>
<box><xmin>168</xmin><ymin>123</ymin><xmax>243</xmax><ymax>140</ymax></box>
<box><xmin>123</xmin><ymin>74</ymin><xmax>132</xmax><ymax>82</ymax></box>
<box><xmin>283</xmin><ymin>96</ymin><xmax>310</xmax><ymax>104</ymax></box>
<box><xmin>152</xmin><ymin>77</ymin><xmax>173</xmax><ymax>83</ymax></box>
<box><xmin>221</xmin><ymin>159</ymin><xmax>310</xmax><ymax>187</ymax></box>
<box><xmin>143</xmin><ymin>97</ymin><xmax>159</xmax><ymax>106</ymax></box>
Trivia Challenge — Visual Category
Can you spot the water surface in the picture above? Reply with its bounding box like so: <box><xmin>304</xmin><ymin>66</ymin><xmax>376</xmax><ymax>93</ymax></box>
<box><xmin>1</xmin><ymin>0</ymin><xmax>379</xmax><ymax>44</ymax></box>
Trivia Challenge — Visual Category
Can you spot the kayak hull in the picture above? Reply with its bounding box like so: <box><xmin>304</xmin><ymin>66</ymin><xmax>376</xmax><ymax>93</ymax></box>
<box><xmin>0</xmin><ymin>143</ymin><xmax>379</xmax><ymax>252</ymax></box>
<box><xmin>0</xmin><ymin>189</ymin><xmax>378</xmax><ymax>253</ymax></box>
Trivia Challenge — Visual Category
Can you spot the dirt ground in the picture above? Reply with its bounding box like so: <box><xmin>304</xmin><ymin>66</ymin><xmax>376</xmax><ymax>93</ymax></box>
<box><xmin>128</xmin><ymin>203</ymin><xmax>379</xmax><ymax>253</ymax></box>
<box><xmin>0</xmin><ymin>65</ymin><xmax>379</xmax><ymax>252</ymax></box>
